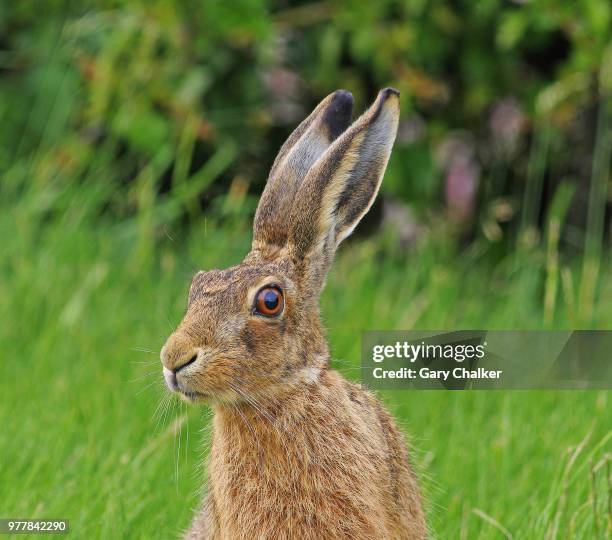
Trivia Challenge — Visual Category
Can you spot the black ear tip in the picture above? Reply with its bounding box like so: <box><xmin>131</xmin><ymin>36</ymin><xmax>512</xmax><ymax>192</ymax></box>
<box><xmin>323</xmin><ymin>89</ymin><xmax>354</xmax><ymax>140</ymax></box>
<box><xmin>381</xmin><ymin>87</ymin><xmax>400</xmax><ymax>98</ymax></box>
<box><xmin>332</xmin><ymin>89</ymin><xmax>354</xmax><ymax>105</ymax></box>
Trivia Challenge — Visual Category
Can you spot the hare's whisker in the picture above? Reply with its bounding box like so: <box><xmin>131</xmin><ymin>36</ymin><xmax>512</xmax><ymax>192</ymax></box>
<box><xmin>129</xmin><ymin>370</ymin><xmax>160</xmax><ymax>384</ymax></box>
<box><xmin>131</xmin><ymin>347</ymin><xmax>159</xmax><ymax>355</ymax></box>
<box><xmin>153</xmin><ymin>393</ymin><xmax>171</xmax><ymax>430</ymax></box>
<box><xmin>135</xmin><ymin>378</ymin><xmax>163</xmax><ymax>396</ymax></box>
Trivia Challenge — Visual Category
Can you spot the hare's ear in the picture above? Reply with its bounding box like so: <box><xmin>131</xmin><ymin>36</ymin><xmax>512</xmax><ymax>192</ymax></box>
<box><xmin>287</xmin><ymin>88</ymin><xmax>399</xmax><ymax>286</ymax></box>
<box><xmin>252</xmin><ymin>90</ymin><xmax>354</xmax><ymax>251</ymax></box>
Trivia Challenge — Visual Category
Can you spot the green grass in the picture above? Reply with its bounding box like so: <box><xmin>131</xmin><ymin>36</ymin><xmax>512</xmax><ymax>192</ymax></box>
<box><xmin>1</xmin><ymin>195</ymin><xmax>610</xmax><ymax>540</ymax></box>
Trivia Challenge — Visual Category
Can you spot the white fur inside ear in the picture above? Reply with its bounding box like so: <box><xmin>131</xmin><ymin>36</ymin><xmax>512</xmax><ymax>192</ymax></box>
<box><xmin>316</xmin><ymin>137</ymin><xmax>363</xmax><ymax>244</ymax></box>
<box><xmin>281</xmin><ymin>127</ymin><xmax>331</xmax><ymax>185</ymax></box>
<box><xmin>335</xmin><ymin>220</ymin><xmax>359</xmax><ymax>244</ymax></box>
<box><xmin>334</xmin><ymin>103</ymin><xmax>398</xmax><ymax>245</ymax></box>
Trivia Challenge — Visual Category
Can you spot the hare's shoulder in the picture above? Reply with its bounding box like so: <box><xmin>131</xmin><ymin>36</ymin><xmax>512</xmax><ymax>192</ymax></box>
<box><xmin>325</xmin><ymin>369</ymin><xmax>426</xmax><ymax>535</ymax></box>
<box><xmin>320</xmin><ymin>369</ymin><xmax>397</xmax><ymax>430</ymax></box>
<box><xmin>317</xmin><ymin>368</ymin><xmax>372</xmax><ymax>403</ymax></box>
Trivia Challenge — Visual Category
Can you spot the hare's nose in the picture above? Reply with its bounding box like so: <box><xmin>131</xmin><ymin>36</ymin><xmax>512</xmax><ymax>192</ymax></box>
<box><xmin>160</xmin><ymin>333</ymin><xmax>199</xmax><ymax>373</ymax></box>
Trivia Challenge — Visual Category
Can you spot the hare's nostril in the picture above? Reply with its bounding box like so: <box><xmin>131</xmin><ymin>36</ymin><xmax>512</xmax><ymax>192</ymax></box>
<box><xmin>176</xmin><ymin>352</ymin><xmax>198</xmax><ymax>373</ymax></box>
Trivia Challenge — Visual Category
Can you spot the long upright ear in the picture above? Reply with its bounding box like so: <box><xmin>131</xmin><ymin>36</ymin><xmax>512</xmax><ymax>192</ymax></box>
<box><xmin>287</xmin><ymin>88</ymin><xmax>400</xmax><ymax>288</ymax></box>
<box><xmin>252</xmin><ymin>90</ymin><xmax>354</xmax><ymax>251</ymax></box>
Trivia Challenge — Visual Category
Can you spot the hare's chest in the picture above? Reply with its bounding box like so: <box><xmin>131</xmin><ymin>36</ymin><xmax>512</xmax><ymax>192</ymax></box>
<box><xmin>208</xmin><ymin>420</ymin><xmax>387</xmax><ymax>538</ymax></box>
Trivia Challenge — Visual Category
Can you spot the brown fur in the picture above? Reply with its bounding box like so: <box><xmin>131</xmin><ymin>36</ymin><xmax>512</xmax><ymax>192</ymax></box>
<box><xmin>161</xmin><ymin>89</ymin><xmax>426</xmax><ymax>539</ymax></box>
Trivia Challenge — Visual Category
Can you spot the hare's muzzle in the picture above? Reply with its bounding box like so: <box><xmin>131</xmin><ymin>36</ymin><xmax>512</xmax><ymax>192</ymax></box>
<box><xmin>160</xmin><ymin>332</ymin><xmax>199</xmax><ymax>391</ymax></box>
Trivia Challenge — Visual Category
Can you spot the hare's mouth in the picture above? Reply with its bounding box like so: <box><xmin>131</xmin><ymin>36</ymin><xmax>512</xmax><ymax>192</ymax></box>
<box><xmin>177</xmin><ymin>388</ymin><xmax>209</xmax><ymax>402</ymax></box>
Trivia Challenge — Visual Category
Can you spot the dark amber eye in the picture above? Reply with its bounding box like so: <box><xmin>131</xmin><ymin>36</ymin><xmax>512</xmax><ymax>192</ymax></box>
<box><xmin>254</xmin><ymin>287</ymin><xmax>284</xmax><ymax>317</ymax></box>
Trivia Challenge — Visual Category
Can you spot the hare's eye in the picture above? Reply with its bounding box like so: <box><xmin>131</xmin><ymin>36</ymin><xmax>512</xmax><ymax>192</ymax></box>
<box><xmin>254</xmin><ymin>286</ymin><xmax>284</xmax><ymax>317</ymax></box>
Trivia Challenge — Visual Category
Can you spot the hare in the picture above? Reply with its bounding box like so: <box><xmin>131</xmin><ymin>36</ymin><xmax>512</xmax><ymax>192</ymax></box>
<box><xmin>160</xmin><ymin>88</ymin><xmax>426</xmax><ymax>539</ymax></box>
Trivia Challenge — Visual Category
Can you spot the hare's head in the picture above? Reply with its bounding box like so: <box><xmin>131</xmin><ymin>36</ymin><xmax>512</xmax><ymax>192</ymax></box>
<box><xmin>161</xmin><ymin>89</ymin><xmax>399</xmax><ymax>404</ymax></box>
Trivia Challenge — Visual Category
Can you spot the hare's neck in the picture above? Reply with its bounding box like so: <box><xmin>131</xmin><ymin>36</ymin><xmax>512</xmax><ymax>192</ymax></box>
<box><xmin>210</xmin><ymin>371</ymin><xmax>325</xmax><ymax>463</ymax></box>
<box><xmin>213</xmin><ymin>379</ymin><xmax>313</xmax><ymax>437</ymax></box>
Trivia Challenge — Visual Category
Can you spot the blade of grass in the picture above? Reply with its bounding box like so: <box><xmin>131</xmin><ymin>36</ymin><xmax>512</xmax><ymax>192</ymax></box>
<box><xmin>544</xmin><ymin>182</ymin><xmax>575</xmax><ymax>327</ymax></box>
<box><xmin>578</xmin><ymin>42</ymin><xmax>612</xmax><ymax>324</ymax></box>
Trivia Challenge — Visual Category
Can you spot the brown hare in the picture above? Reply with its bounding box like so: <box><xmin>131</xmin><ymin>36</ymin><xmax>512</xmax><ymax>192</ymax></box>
<box><xmin>160</xmin><ymin>88</ymin><xmax>426</xmax><ymax>539</ymax></box>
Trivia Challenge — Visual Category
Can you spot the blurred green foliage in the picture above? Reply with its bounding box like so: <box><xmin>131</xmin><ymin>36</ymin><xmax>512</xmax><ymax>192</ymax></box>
<box><xmin>2</xmin><ymin>1</ymin><xmax>610</xmax><ymax>237</ymax></box>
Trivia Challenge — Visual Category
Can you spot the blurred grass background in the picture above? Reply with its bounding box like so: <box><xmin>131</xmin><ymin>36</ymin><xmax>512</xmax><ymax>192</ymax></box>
<box><xmin>0</xmin><ymin>1</ymin><xmax>611</xmax><ymax>538</ymax></box>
